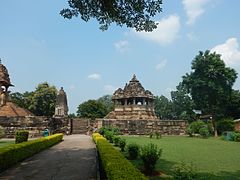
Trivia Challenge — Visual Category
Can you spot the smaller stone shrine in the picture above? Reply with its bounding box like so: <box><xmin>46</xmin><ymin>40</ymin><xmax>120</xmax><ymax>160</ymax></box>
<box><xmin>105</xmin><ymin>74</ymin><xmax>158</xmax><ymax>120</ymax></box>
<box><xmin>54</xmin><ymin>87</ymin><xmax>68</xmax><ymax>117</ymax></box>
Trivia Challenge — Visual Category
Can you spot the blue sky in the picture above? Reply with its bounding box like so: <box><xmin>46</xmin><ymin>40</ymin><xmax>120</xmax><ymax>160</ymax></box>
<box><xmin>1</xmin><ymin>0</ymin><xmax>240</xmax><ymax>113</ymax></box>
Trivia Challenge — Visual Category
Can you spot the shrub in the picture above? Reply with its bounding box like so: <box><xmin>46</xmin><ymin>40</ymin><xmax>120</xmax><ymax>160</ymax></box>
<box><xmin>119</xmin><ymin>138</ymin><xmax>126</xmax><ymax>152</ymax></box>
<box><xmin>0</xmin><ymin>133</ymin><xmax>63</xmax><ymax>172</ymax></box>
<box><xmin>199</xmin><ymin>126</ymin><xmax>210</xmax><ymax>138</ymax></box>
<box><xmin>155</xmin><ymin>131</ymin><xmax>162</xmax><ymax>139</ymax></box>
<box><xmin>232</xmin><ymin>132</ymin><xmax>240</xmax><ymax>142</ymax></box>
<box><xmin>113</xmin><ymin>136</ymin><xmax>120</xmax><ymax>146</ymax></box>
<box><xmin>140</xmin><ymin>143</ymin><xmax>162</xmax><ymax>175</ymax></box>
<box><xmin>149</xmin><ymin>131</ymin><xmax>154</xmax><ymax>138</ymax></box>
<box><xmin>127</xmin><ymin>143</ymin><xmax>140</xmax><ymax>159</ymax></box>
<box><xmin>171</xmin><ymin>162</ymin><xmax>197</xmax><ymax>180</ymax></box>
<box><xmin>15</xmin><ymin>130</ymin><xmax>29</xmax><ymax>144</ymax></box>
<box><xmin>189</xmin><ymin>120</ymin><xmax>205</xmax><ymax>134</ymax></box>
<box><xmin>186</xmin><ymin>126</ymin><xmax>194</xmax><ymax>137</ymax></box>
<box><xmin>104</xmin><ymin>131</ymin><xmax>114</xmax><ymax>143</ymax></box>
<box><xmin>92</xmin><ymin>133</ymin><xmax>147</xmax><ymax>180</ymax></box>
<box><xmin>217</xmin><ymin>119</ymin><xmax>234</xmax><ymax>135</ymax></box>
<box><xmin>0</xmin><ymin>126</ymin><xmax>4</xmax><ymax>139</ymax></box>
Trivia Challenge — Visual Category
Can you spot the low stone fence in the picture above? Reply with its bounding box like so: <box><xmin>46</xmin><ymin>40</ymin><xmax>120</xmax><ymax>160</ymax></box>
<box><xmin>0</xmin><ymin>116</ymin><xmax>70</xmax><ymax>138</ymax></box>
<box><xmin>97</xmin><ymin>119</ymin><xmax>188</xmax><ymax>135</ymax></box>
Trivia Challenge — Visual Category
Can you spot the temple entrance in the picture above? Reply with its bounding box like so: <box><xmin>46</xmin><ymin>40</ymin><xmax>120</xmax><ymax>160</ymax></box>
<box><xmin>71</xmin><ymin>118</ymin><xmax>89</xmax><ymax>134</ymax></box>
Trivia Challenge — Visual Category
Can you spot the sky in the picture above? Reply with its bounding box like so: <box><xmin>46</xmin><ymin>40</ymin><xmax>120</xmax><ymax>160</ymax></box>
<box><xmin>1</xmin><ymin>0</ymin><xmax>240</xmax><ymax>114</ymax></box>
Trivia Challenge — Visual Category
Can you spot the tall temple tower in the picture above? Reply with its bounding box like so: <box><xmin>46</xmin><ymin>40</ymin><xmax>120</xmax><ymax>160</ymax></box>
<box><xmin>54</xmin><ymin>87</ymin><xmax>68</xmax><ymax>117</ymax></box>
<box><xmin>105</xmin><ymin>74</ymin><xmax>158</xmax><ymax>120</ymax></box>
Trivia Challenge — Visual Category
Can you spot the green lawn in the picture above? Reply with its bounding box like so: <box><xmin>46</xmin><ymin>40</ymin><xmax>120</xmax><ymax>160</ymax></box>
<box><xmin>0</xmin><ymin>140</ymin><xmax>14</xmax><ymax>148</ymax></box>
<box><xmin>123</xmin><ymin>136</ymin><xmax>240</xmax><ymax>179</ymax></box>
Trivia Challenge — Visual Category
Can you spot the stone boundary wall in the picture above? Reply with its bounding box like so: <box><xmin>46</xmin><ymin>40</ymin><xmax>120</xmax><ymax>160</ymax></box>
<box><xmin>0</xmin><ymin>116</ymin><xmax>70</xmax><ymax>138</ymax></box>
<box><xmin>97</xmin><ymin>119</ymin><xmax>188</xmax><ymax>135</ymax></box>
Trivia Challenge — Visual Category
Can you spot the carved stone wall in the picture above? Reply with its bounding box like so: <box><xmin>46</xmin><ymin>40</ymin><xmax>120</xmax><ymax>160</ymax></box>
<box><xmin>97</xmin><ymin>119</ymin><xmax>187</xmax><ymax>135</ymax></box>
<box><xmin>0</xmin><ymin>116</ymin><xmax>70</xmax><ymax>138</ymax></box>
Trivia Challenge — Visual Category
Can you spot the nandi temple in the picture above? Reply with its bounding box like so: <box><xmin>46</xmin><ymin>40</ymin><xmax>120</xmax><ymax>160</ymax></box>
<box><xmin>98</xmin><ymin>75</ymin><xmax>187</xmax><ymax>135</ymax></box>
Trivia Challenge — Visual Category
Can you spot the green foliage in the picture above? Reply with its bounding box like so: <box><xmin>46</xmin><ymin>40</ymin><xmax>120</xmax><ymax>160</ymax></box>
<box><xmin>127</xmin><ymin>143</ymin><xmax>140</xmax><ymax>160</ymax></box>
<box><xmin>92</xmin><ymin>133</ymin><xmax>147</xmax><ymax>180</ymax></box>
<box><xmin>119</xmin><ymin>138</ymin><xmax>126</xmax><ymax>152</ymax></box>
<box><xmin>0</xmin><ymin>133</ymin><xmax>63</xmax><ymax>172</ymax></box>
<box><xmin>154</xmin><ymin>95</ymin><xmax>173</xmax><ymax>119</ymax></box>
<box><xmin>60</xmin><ymin>0</ymin><xmax>162</xmax><ymax>32</ymax></box>
<box><xmin>97</xmin><ymin>95</ymin><xmax>114</xmax><ymax>114</ymax></box>
<box><xmin>77</xmin><ymin>100</ymin><xmax>108</xmax><ymax>119</ymax></box>
<box><xmin>15</xmin><ymin>130</ymin><xmax>29</xmax><ymax>144</ymax></box>
<box><xmin>0</xmin><ymin>126</ymin><xmax>4</xmax><ymax>139</ymax></box>
<box><xmin>104</xmin><ymin>130</ymin><xmax>114</xmax><ymax>143</ymax></box>
<box><xmin>199</xmin><ymin>127</ymin><xmax>210</xmax><ymax>138</ymax></box>
<box><xmin>140</xmin><ymin>143</ymin><xmax>162</xmax><ymax>175</ymax></box>
<box><xmin>217</xmin><ymin>119</ymin><xmax>234</xmax><ymax>135</ymax></box>
<box><xmin>113</xmin><ymin>136</ymin><xmax>121</xmax><ymax>146</ymax></box>
<box><xmin>182</xmin><ymin>50</ymin><xmax>238</xmax><ymax>135</ymax></box>
<box><xmin>149</xmin><ymin>131</ymin><xmax>154</xmax><ymax>138</ymax></box>
<box><xmin>155</xmin><ymin>131</ymin><xmax>162</xmax><ymax>139</ymax></box>
<box><xmin>10</xmin><ymin>82</ymin><xmax>57</xmax><ymax>116</ymax></box>
<box><xmin>188</xmin><ymin>120</ymin><xmax>205</xmax><ymax>134</ymax></box>
<box><xmin>232</xmin><ymin>132</ymin><xmax>240</xmax><ymax>142</ymax></box>
<box><xmin>225</xmin><ymin>90</ymin><xmax>240</xmax><ymax>119</ymax></box>
<box><xmin>171</xmin><ymin>162</ymin><xmax>197</xmax><ymax>180</ymax></box>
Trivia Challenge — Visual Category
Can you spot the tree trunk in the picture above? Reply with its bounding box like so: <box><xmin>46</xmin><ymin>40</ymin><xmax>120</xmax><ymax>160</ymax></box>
<box><xmin>212</xmin><ymin>118</ymin><xmax>218</xmax><ymax>137</ymax></box>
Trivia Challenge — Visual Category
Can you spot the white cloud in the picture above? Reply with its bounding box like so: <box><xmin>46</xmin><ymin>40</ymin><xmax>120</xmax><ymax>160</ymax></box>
<box><xmin>182</xmin><ymin>0</ymin><xmax>210</xmax><ymax>25</ymax></box>
<box><xmin>211</xmin><ymin>38</ymin><xmax>240</xmax><ymax>66</ymax></box>
<box><xmin>69</xmin><ymin>85</ymin><xmax>76</xmax><ymax>90</ymax></box>
<box><xmin>156</xmin><ymin>59</ymin><xmax>167</xmax><ymax>70</ymax></box>
<box><xmin>114</xmin><ymin>40</ymin><xmax>129</xmax><ymax>53</ymax></box>
<box><xmin>187</xmin><ymin>32</ymin><xmax>198</xmax><ymax>41</ymax></box>
<box><xmin>133</xmin><ymin>15</ymin><xmax>180</xmax><ymax>45</ymax></box>
<box><xmin>88</xmin><ymin>73</ymin><xmax>101</xmax><ymax>80</ymax></box>
<box><xmin>104</xmin><ymin>85</ymin><xmax>116</xmax><ymax>94</ymax></box>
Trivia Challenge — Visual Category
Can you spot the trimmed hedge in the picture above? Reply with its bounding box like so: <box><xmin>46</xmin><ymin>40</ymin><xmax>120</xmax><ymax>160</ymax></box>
<box><xmin>15</xmin><ymin>130</ymin><xmax>29</xmax><ymax>144</ymax></box>
<box><xmin>0</xmin><ymin>133</ymin><xmax>63</xmax><ymax>172</ymax></box>
<box><xmin>92</xmin><ymin>133</ymin><xmax>147</xmax><ymax>180</ymax></box>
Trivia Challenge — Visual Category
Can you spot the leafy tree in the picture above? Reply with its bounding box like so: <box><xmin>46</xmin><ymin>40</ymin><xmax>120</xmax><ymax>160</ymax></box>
<box><xmin>182</xmin><ymin>50</ymin><xmax>237</xmax><ymax>136</ymax></box>
<box><xmin>97</xmin><ymin>95</ymin><xmax>114</xmax><ymax>114</ymax></box>
<box><xmin>29</xmin><ymin>82</ymin><xmax>57</xmax><ymax>117</ymax></box>
<box><xmin>171</xmin><ymin>83</ymin><xmax>195</xmax><ymax>121</ymax></box>
<box><xmin>77</xmin><ymin>99</ymin><xmax>108</xmax><ymax>119</ymax></box>
<box><xmin>60</xmin><ymin>0</ymin><xmax>163</xmax><ymax>31</ymax></box>
<box><xmin>225</xmin><ymin>90</ymin><xmax>240</xmax><ymax>119</ymax></box>
<box><xmin>154</xmin><ymin>95</ymin><xmax>173</xmax><ymax>119</ymax></box>
<box><xmin>10</xmin><ymin>91</ymin><xmax>34</xmax><ymax>110</ymax></box>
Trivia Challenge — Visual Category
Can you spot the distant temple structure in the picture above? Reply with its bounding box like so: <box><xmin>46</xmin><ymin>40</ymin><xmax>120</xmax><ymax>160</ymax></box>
<box><xmin>104</xmin><ymin>74</ymin><xmax>158</xmax><ymax>120</ymax></box>
<box><xmin>54</xmin><ymin>87</ymin><xmax>68</xmax><ymax>117</ymax></box>
<box><xmin>0</xmin><ymin>60</ymin><xmax>33</xmax><ymax>117</ymax></box>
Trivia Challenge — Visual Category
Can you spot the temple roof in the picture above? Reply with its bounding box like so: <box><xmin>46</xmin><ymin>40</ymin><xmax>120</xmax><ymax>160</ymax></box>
<box><xmin>0</xmin><ymin>60</ymin><xmax>13</xmax><ymax>87</ymax></box>
<box><xmin>0</xmin><ymin>102</ymin><xmax>33</xmax><ymax>117</ymax></box>
<box><xmin>112</xmin><ymin>74</ymin><xmax>155</xmax><ymax>99</ymax></box>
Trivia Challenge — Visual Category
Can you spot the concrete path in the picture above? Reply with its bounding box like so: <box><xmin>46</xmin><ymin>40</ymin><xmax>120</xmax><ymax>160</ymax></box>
<box><xmin>0</xmin><ymin>135</ymin><xmax>97</xmax><ymax>180</ymax></box>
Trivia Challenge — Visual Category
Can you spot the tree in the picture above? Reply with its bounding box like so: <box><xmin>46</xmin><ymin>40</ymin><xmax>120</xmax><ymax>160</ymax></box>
<box><xmin>77</xmin><ymin>99</ymin><xmax>108</xmax><ymax>119</ymax></box>
<box><xmin>29</xmin><ymin>82</ymin><xmax>57</xmax><ymax>117</ymax></box>
<box><xmin>10</xmin><ymin>91</ymin><xmax>34</xmax><ymax>110</ymax></box>
<box><xmin>97</xmin><ymin>95</ymin><xmax>114</xmax><ymax>114</ymax></box>
<box><xmin>154</xmin><ymin>95</ymin><xmax>173</xmax><ymax>119</ymax></box>
<box><xmin>182</xmin><ymin>50</ymin><xmax>237</xmax><ymax>136</ymax></box>
<box><xmin>60</xmin><ymin>0</ymin><xmax>163</xmax><ymax>31</ymax></box>
<box><xmin>171</xmin><ymin>83</ymin><xmax>194</xmax><ymax>121</ymax></box>
<box><xmin>225</xmin><ymin>90</ymin><xmax>240</xmax><ymax>119</ymax></box>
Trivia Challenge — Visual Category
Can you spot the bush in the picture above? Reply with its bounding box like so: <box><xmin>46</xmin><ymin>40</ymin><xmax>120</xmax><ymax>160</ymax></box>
<box><xmin>186</xmin><ymin>126</ymin><xmax>194</xmax><ymax>137</ymax></box>
<box><xmin>104</xmin><ymin>131</ymin><xmax>114</xmax><ymax>143</ymax></box>
<box><xmin>171</xmin><ymin>162</ymin><xmax>197</xmax><ymax>180</ymax></box>
<box><xmin>127</xmin><ymin>143</ymin><xmax>140</xmax><ymax>159</ymax></box>
<box><xmin>199</xmin><ymin>126</ymin><xmax>210</xmax><ymax>138</ymax></box>
<box><xmin>189</xmin><ymin>120</ymin><xmax>205</xmax><ymax>134</ymax></box>
<box><xmin>0</xmin><ymin>133</ymin><xmax>63</xmax><ymax>172</ymax></box>
<box><xmin>113</xmin><ymin>136</ymin><xmax>120</xmax><ymax>146</ymax></box>
<box><xmin>155</xmin><ymin>131</ymin><xmax>162</xmax><ymax>139</ymax></box>
<box><xmin>149</xmin><ymin>131</ymin><xmax>154</xmax><ymax>138</ymax></box>
<box><xmin>0</xmin><ymin>126</ymin><xmax>4</xmax><ymax>139</ymax></box>
<box><xmin>217</xmin><ymin>119</ymin><xmax>234</xmax><ymax>135</ymax></box>
<box><xmin>232</xmin><ymin>132</ymin><xmax>240</xmax><ymax>142</ymax></box>
<box><xmin>119</xmin><ymin>138</ymin><xmax>126</xmax><ymax>152</ymax></box>
<box><xmin>140</xmin><ymin>143</ymin><xmax>162</xmax><ymax>175</ymax></box>
<box><xmin>15</xmin><ymin>130</ymin><xmax>29</xmax><ymax>144</ymax></box>
<box><xmin>92</xmin><ymin>133</ymin><xmax>147</xmax><ymax>180</ymax></box>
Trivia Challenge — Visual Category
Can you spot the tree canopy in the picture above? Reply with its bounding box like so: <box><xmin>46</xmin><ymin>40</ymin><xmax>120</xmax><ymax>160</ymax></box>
<box><xmin>60</xmin><ymin>0</ymin><xmax>162</xmax><ymax>31</ymax></box>
<box><xmin>182</xmin><ymin>50</ymin><xmax>238</xmax><ymax>136</ymax></box>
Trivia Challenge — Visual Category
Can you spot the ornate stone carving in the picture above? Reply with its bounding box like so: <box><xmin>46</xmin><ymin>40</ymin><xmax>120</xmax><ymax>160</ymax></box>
<box><xmin>54</xmin><ymin>87</ymin><xmax>68</xmax><ymax>117</ymax></box>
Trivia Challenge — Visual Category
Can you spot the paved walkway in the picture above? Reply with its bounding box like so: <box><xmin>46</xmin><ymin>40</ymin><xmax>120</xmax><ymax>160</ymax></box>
<box><xmin>0</xmin><ymin>135</ymin><xmax>97</xmax><ymax>180</ymax></box>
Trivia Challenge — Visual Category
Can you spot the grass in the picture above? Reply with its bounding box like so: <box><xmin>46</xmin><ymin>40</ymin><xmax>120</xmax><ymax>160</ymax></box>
<box><xmin>123</xmin><ymin>136</ymin><xmax>240</xmax><ymax>179</ymax></box>
<box><xmin>0</xmin><ymin>140</ymin><xmax>14</xmax><ymax>148</ymax></box>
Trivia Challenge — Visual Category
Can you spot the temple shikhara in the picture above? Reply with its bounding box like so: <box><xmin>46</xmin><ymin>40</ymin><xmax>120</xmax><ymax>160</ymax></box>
<box><xmin>54</xmin><ymin>87</ymin><xmax>68</xmax><ymax>117</ymax></box>
<box><xmin>105</xmin><ymin>74</ymin><xmax>158</xmax><ymax>120</ymax></box>
<box><xmin>0</xmin><ymin>60</ymin><xmax>32</xmax><ymax>117</ymax></box>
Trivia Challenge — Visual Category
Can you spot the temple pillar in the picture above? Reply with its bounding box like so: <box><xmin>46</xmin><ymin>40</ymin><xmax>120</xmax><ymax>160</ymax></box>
<box><xmin>133</xmin><ymin>98</ymin><xmax>136</xmax><ymax>105</ymax></box>
<box><xmin>143</xmin><ymin>98</ymin><xmax>146</xmax><ymax>105</ymax></box>
<box><xmin>124</xmin><ymin>99</ymin><xmax>127</xmax><ymax>106</ymax></box>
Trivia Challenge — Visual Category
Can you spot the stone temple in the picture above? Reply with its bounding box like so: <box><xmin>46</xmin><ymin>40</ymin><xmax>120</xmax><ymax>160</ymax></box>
<box><xmin>105</xmin><ymin>74</ymin><xmax>158</xmax><ymax>120</ymax></box>
<box><xmin>54</xmin><ymin>87</ymin><xmax>68</xmax><ymax>117</ymax></box>
<box><xmin>0</xmin><ymin>60</ymin><xmax>32</xmax><ymax>117</ymax></box>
